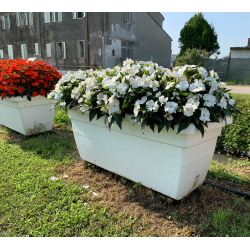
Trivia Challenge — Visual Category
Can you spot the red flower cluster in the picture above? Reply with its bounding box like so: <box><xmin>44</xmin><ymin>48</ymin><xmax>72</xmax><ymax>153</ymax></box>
<box><xmin>0</xmin><ymin>59</ymin><xmax>62</xmax><ymax>100</ymax></box>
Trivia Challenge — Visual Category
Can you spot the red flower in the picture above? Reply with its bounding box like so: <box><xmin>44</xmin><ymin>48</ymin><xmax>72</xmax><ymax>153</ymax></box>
<box><xmin>8</xmin><ymin>90</ymin><xmax>15</xmax><ymax>95</ymax></box>
<box><xmin>31</xmin><ymin>82</ymin><xmax>39</xmax><ymax>87</ymax></box>
<box><xmin>32</xmin><ymin>91</ymin><xmax>39</xmax><ymax>97</ymax></box>
<box><xmin>17</xmin><ymin>87</ymin><xmax>24</xmax><ymax>93</ymax></box>
<box><xmin>40</xmin><ymin>89</ymin><xmax>46</xmax><ymax>96</ymax></box>
<box><xmin>1</xmin><ymin>92</ymin><xmax>7</xmax><ymax>98</ymax></box>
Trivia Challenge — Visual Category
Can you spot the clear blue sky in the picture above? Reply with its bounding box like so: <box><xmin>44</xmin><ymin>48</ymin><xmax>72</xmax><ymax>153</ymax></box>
<box><xmin>161</xmin><ymin>12</ymin><xmax>250</xmax><ymax>58</ymax></box>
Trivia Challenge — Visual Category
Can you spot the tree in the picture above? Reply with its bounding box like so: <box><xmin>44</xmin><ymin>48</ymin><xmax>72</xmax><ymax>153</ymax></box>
<box><xmin>178</xmin><ymin>13</ymin><xmax>220</xmax><ymax>57</ymax></box>
<box><xmin>174</xmin><ymin>48</ymin><xmax>210</xmax><ymax>67</ymax></box>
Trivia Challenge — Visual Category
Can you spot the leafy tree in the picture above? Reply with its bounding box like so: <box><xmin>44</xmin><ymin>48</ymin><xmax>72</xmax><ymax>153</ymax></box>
<box><xmin>178</xmin><ymin>13</ymin><xmax>220</xmax><ymax>57</ymax></box>
<box><xmin>174</xmin><ymin>48</ymin><xmax>210</xmax><ymax>67</ymax></box>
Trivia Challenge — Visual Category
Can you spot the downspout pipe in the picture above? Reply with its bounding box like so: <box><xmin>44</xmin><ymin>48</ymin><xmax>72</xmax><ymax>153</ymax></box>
<box><xmin>86</xmin><ymin>12</ymin><xmax>90</xmax><ymax>69</ymax></box>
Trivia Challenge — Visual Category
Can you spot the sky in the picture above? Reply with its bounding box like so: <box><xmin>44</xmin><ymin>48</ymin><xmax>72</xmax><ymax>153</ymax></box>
<box><xmin>161</xmin><ymin>12</ymin><xmax>250</xmax><ymax>58</ymax></box>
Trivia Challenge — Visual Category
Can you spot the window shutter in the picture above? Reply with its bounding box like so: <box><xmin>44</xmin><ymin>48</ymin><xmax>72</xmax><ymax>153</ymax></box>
<box><xmin>16</xmin><ymin>13</ymin><xmax>20</xmax><ymax>26</ymax></box>
<box><xmin>25</xmin><ymin>12</ymin><xmax>28</xmax><ymax>25</ymax></box>
<box><xmin>8</xmin><ymin>45</ymin><xmax>13</xmax><ymax>59</ymax></box>
<box><xmin>73</xmin><ymin>12</ymin><xmax>76</xmax><ymax>19</ymax></box>
<box><xmin>46</xmin><ymin>44</ymin><xmax>51</xmax><ymax>57</ymax></box>
<box><xmin>29</xmin><ymin>12</ymin><xmax>33</xmax><ymax>25</ymax></box>
<box><xmin>0</xmin><ymin>50</ymin><xmax>3</xmax><ymax>58</ymax></box>
<box><xmin>35</xmin><ymin>43</ymin><xmax>39</xmax><ymax>55</ymax></box>
<box><xmin>58</xmin><ymin>12</ymin><xmax>62</xmax><ymax>21</ymax></box>
<box><xmin>52</xmin><ymin>12</ymin><xmax>55</xmax><ymax>22</ymax></box>
<box><xmin>2</xmin><ymin>16</ymin><xmax>5</xmax><ymax>29</ymax></box>
<box><xmin>62</xmin><ymin>42</ymin><xmax>66</xmax><ymax>59</ymax></box>
<box><xmin>21</xmin><ymin>44</ymin><xmax>24</xmax><ymax>59</ymax></box>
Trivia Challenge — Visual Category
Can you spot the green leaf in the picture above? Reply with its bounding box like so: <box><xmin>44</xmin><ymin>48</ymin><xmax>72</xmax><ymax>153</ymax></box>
<box><xmin>122</xmin><ymin>98</ymin><xmax>130</xmax><ymax>108</ymax></box>
<box><xmin>89</xmin><ymin>109</ymin><xmax>98</xmax><ymax>122</ymax></box>
<box><xmin>194</xmin><ymin>122</ymin><xmax>205</xmax><ymax>137</ymax></box>
<box><xmin>177</xmin><ymin>119</ymin><xmax>190</xmax><ymax>134</ymax></box>
<box><xmin>115</xmin><ymin>113</ymin><xmax>123</xmax><ymax>130</ymax></box>
<box><xmin>151</xmin><ymin>114</ymin><xmax>162</xmax><ymax>123</ymax></box>
<box><xmin>97</xmin><ymin>111</ymin><xmax>105</xmax><ymax>120</ymax></box>
<box><xmin>149</xmin><ymin>122</ymin><xmax>155</xmax><ymax>133</ymax></box>
<box><xmin>27</xmin><ymin>95</ymin><xmax>32</xmax><ymax>101</ymax></box>
<box><xmin>165</xmin><ymin>120</ymin><xmax>172</xmax><ymax>132</ymax></box>
<box><xmin>141</xmin><ymin>120</ymin><xmax>147</xmax><ymax>132</ymax></box>
<box><xmin>158</xmin><ymin>121</ymin><xmax>165</xmax><ymax>133</ymax></box>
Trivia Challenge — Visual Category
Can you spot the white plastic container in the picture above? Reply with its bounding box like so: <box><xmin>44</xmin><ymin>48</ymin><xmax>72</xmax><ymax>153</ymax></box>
<box><xmin>68</xmin><ymin>109</ymin><xmax>232</xmax><ymax>200</ymax></box>
<box><xmin>0</xmin><ymin>95</ymin><xmax>55</xmax><ymax>135</ymax></box>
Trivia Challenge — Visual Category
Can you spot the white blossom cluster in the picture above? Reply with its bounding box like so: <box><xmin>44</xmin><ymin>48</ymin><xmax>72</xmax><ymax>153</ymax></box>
<box><xmin>48</xmin><ymin>59</ymin><xmax>237</xmax><ymax>131</ymax></box>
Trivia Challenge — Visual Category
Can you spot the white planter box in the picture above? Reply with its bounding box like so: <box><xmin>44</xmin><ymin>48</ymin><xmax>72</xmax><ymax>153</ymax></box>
<box><xmin>0</xmin><ymin>95</ymin><xmax>55</xmax><ymax>135</ymax></box>
<box><xmin>68</xmin><ymin>109</ymin><xmax>232</xmax><ymax>200</ymax></box>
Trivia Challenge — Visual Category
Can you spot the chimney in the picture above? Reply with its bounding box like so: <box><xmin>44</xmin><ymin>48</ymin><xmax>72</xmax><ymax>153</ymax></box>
<box><xmin>248</xmin><ymin>38</ymin><xmax>250</xmax><ymax>47</ymax></box>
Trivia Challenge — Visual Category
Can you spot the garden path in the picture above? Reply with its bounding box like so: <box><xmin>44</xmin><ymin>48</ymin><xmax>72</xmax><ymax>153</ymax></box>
<box><xmin>227</xmin><ymin>85</ymin><xmax>250</xmax><ymax>94</ymax></box>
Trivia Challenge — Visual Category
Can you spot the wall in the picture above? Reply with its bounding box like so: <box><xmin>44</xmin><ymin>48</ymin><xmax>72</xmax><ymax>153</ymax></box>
<box><xmin>202</xmin><ymin>57</ymin><xmax>250</xmax><ymax>83</ymax></box>
<box><xmin>135</xmin><ymin>12</ymin><xmax>172</xmax><ymax>68</ymax></box>
<box><xmin>231</xmin><ymin>50</ymin><xmax>250</xmax><ymax>59</ymax></box>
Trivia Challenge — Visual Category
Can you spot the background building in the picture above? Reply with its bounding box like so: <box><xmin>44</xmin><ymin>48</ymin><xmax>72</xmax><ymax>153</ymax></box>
<box><xmin>0</xmin><ymin>12</ymin><xmax>172</xmax><ymax>73</ymax></box>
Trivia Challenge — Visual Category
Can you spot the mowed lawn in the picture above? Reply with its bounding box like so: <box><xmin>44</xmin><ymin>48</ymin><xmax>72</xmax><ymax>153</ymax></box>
<box><xmin>1</xmin><ymin>102</ymin><xmax>250</xmax><ymax>237</ymax></box>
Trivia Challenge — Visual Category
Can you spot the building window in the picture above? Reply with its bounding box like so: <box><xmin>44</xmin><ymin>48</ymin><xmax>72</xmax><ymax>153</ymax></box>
<box><xmin>28</xmin><ymin>12</ymin><xmax>33</xmax><ymax>25</ymax></box>
<box><xmin>56</xmin><ymin>42</ymin><xmax>66</xmax><ymax>59</ymax></box>
<box><xmin>44</xmin><ymin>12</ymin><xmax>51</xmax><ymax>23</ymax></box>
<box><xmin>35</xmin><ymin>43</ymin><xmax>39</xmax><ymax>55</ymax></box>
<box><xmin>121</xmin><ymin>40</ymin><xmax>133</xmax><ymax>59</ymax></box>
<box><xmin>2</xmin><ymin>15</ymin><xmax>10</xmax><ymax>29</ymax></box>
<box><xmin>21</xmin><ymin>44</ymin><xmax>27</xmax><ymax>59</ymax></box>
<box><xmin>0</xmin><ymin>50</ymin><xmax>3</xmax><ymax>58</ymax></box>
<box><xmin>52</xmin><ymin>12</ymin><xmax>62</xmax><ymax>22</ymax></box>
<box><xmin>46</xmin><ymin>44</ymin><xmax>51</xmax><ymax>57</ymax></box>
<box><xmin>73</xmin><ymin>12</ymin><xmax>85</xmax><ymax>19</ymax></box>
<box><xmin>124</xmin><ymin>12</ymin><xmax>130</xmax><ymax>23</ymax></box>
<box><xmin>16</xmin><ymin>13</ymin><xmax>20</xmax><ymax>26</ymax></box>
<box><xmin>112</xmin><ymin>50</ymin><xmax>115</xmax><ymax>56</ymax></box>
<box><xmin>77</xmin><ymin>40</ymin><xmax>85</xmax><ymax>59</ymax></box>
<box><xmin>17</xmin><ymin>12</ymin><xmax>32</xmax><ymax>26</ymax></box>
<box><xmin>7</xmin><ymin>45</ymin><xmax>13</xmax><ymax>59</ymax></box>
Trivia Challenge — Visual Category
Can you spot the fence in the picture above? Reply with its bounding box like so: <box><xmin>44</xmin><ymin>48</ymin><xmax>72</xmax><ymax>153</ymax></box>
<box><xmin>202</xmin><ymin>58</ymin><xmax>250</xmax><ymax>84</ymax></box>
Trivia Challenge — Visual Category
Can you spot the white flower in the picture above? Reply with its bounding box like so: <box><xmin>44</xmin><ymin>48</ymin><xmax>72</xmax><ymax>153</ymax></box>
<box><xmin>78</xmin><ymin>97</ymin><xmax>84</xmax><ymax>103</ymax></box>
<box><xmin>159</xmin><ymin>95</ymin><xmax>168</xmax><ymax>105</ymax></box>
<box><xmin>189</xmin><ymin>79</ymin><xmax>205</xmax><ymax>92</ymax></box>
<box><xmin>117</xmin><ymin>82</ymin><xmax>129</xmax><ymax>95</ymax></box>
<box><xmin>228</xmin><ymin>99</ymin><xmax>235</xmax><ymax>106</ymax></box>
<box><xmin>146</xmin><ymin>91</ymin><xmax>152</xmax><ymax>96</ymax></box>
<box><xmin>155</xmin><ymin>91</ymin><xmax>161</xmax><ymax>98</ymax></box>
<box><xmin>198</xmin><ymin>67</ymin><xmax>208</xmax><ymax>78</ymax></box>
<box><xmin>149</xmin><ymin>80</ymin><xmax>159</xmax><ymax>91</ymax></box>
<box><xmin>183</xmin><ymin>105</ymin><xmax>195</xmax><ymax>117</ymax></box>
<box><xmin>123</xmin><ymin>59</ymin><xmax>134</xmax><ymax>66</ymax></box>
<box><xmin>186</xmin><ymin>98</ymin><xmax>199</xmax><ymax>110</ymax></box>
<box><xmin>200</xmin><ymin>108</ymin><xmax>210</xmax><ymax>122</ymax></box>
<box><xmin>146</xmin><ymin>100</ymin><xmax>159</xmax><ymax>112</ymax></box>
<box><xmin>217</xmin><ymin>96</ymin><xmax>227</xmax><ymax>109</ymax></box>
<box><xmin>71</xmin><ymin>88</ymin><xmax>81</xmax><ymax>100</ymax></box>
<box><xmin>210</xmin><ymin>70</ymin><xmax>219</xmax><ymax>79</ymax></box>
<box><xmin>136</xmin><ymin>96</ymin><xmax>147</xmax><ymax>104</ymax></box>
<box><xmin>176</xmin><ymin>80</ymin><xmax>189</xmax><ymax>91</ymax></box>
<box><xmin>130</xmin><ymin>77</ymin><xmax>140</xmax><ymax>89</ymax></box>
<box><xmin>83</xmin><ymin>185</ymin><xmax>90</xmax><ymax>189</ymax></box>
<box><xmin>83</xmin><ymin>90</ymin><xmax>93</xmax><ymax>100</ymax></box>
<box><xmin>60</xmin><ymin>101</ymin><xmax>66</xmax><ymax>108</ymax></box>
<box><xmin>203</xmin><ymin>94</ymin><xmax>217</xmax><ymax>107</ymax></box>
<box><xmin>165</xmin><ymin>102</ymin><xmax>178</xmax><ymax>114</ymax></box>
<box><xmin>224</xmin><ymin>93</ymin><xmax>230</xmax><ymax>99</ymax></box>
<box><xmin>133</xmin><ymin>102</ymin><xmax>140</xmax><ymax>117</ymax></box>
<box><xmin>50</xmin><ymin>176</ymin><xmax>58</xmax><ymax>181</ymax></box>
<box><xmin>165</xmin><ymin>82</ymin><xmax>175</xmax><ymax>90</ymax></box>
<box><xmin>107</xmin><ymin>99</ymin><xmax>120</xmax><ymax>114</ymax></box>
<box><xmin>80</xmin><ymin>104</ymin><xmax>90</xmax><ymax>113</ymax></box>
<box><xmin>164</xmin><ymin>114</ymin><xmax>174</xmax><ymax>121</ymax></box>
<box><xmin>218</xmin><ymin>82</ymin><xmax>227</xmax><ymax>89</ymax></box>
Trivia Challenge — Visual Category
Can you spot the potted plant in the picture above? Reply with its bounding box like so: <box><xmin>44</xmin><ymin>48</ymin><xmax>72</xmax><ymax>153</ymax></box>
<box><xmin>49</xmin><ymin>60</ymin><xmax>240</xmax><ymax>200</ymax></box>
<box><xmin>0</xmin><ymin>59</ymin><xmax>61</xmax><ymax>135</ymax></box>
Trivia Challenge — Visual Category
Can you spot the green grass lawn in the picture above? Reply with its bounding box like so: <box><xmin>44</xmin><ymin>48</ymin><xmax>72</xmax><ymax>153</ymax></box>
<box><xmin>0</xmin><ymin>105</ymin><xmax>250</xmax><ymax>237</ymax></box>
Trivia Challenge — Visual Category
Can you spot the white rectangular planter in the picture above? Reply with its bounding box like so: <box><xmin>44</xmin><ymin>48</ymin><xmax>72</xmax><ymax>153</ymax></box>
<box><xmin>69</xmin><ymin>109</ymin><xmax>232</xmax><ymax>200</ymax></box>
<box><xmin>0</xmin><ymin>95</ymin><xmax>55</xmax><ymax>135</ymax></box>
